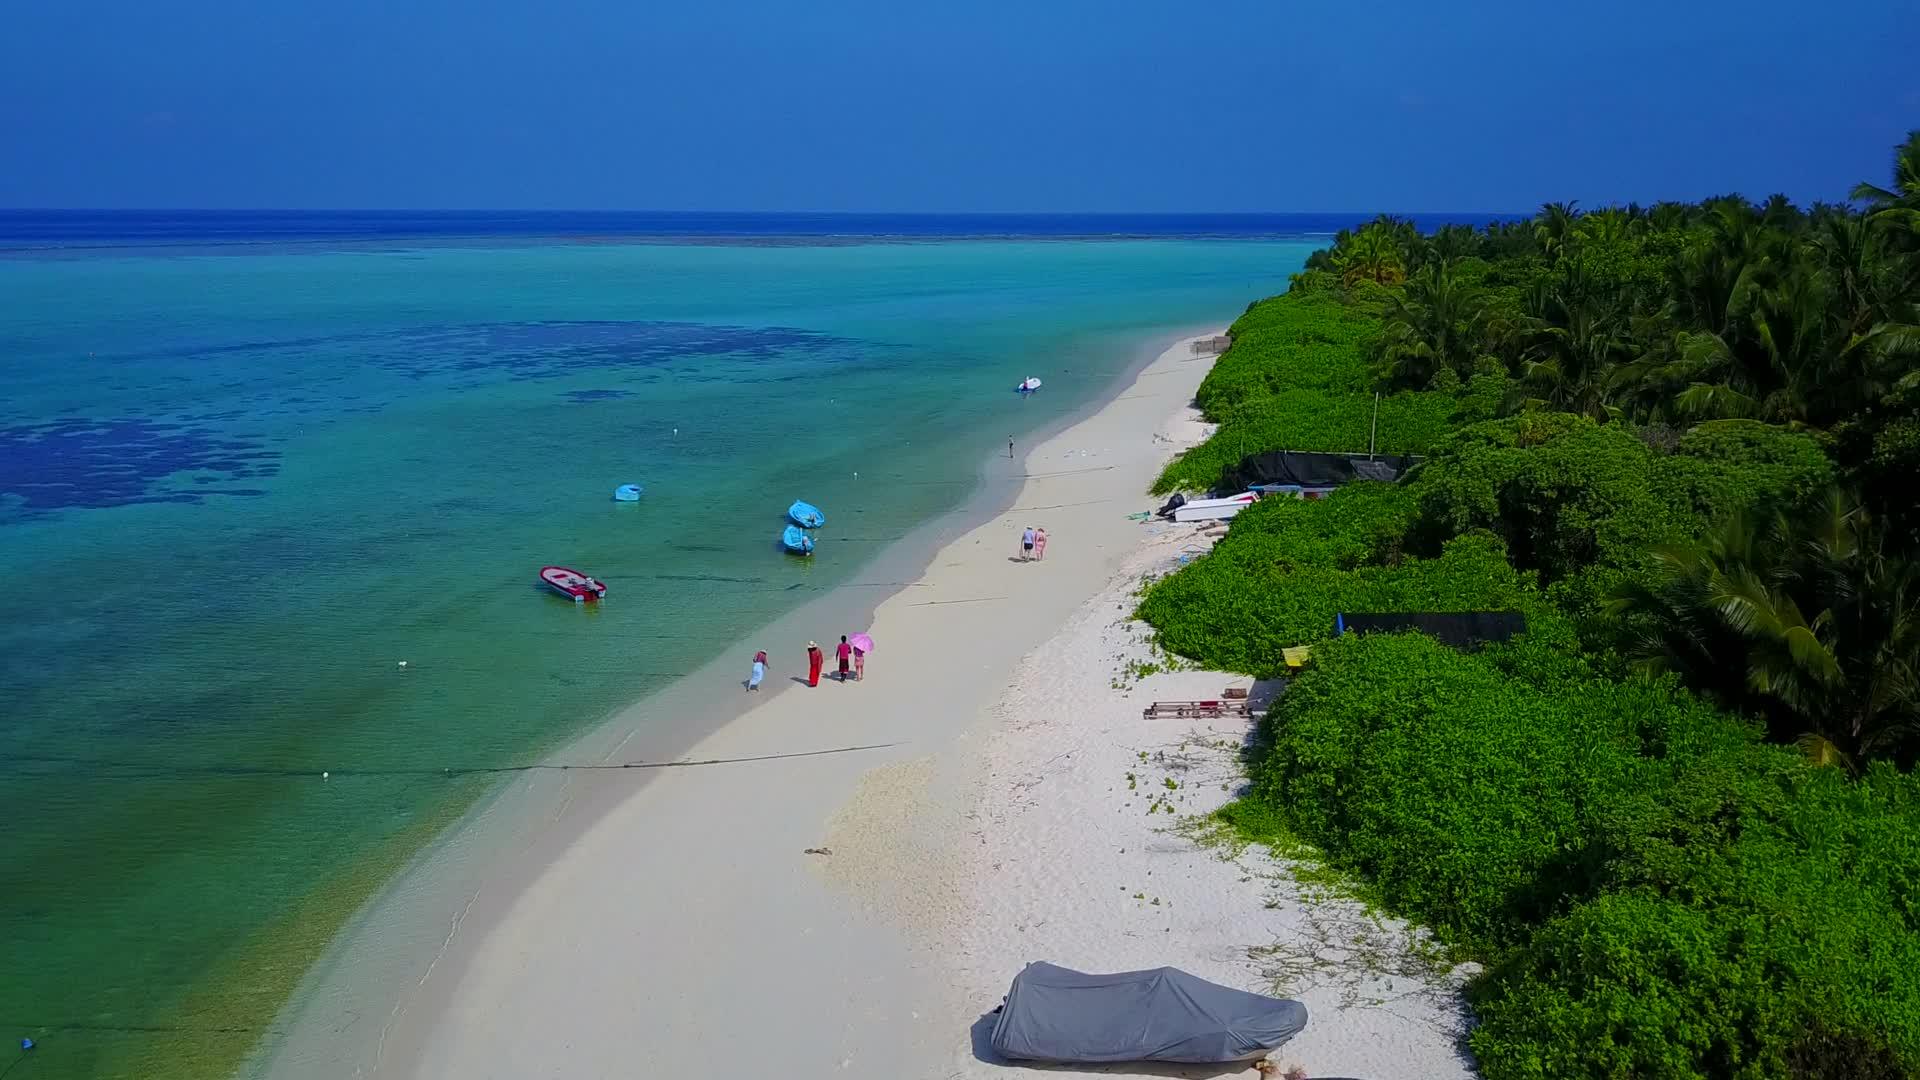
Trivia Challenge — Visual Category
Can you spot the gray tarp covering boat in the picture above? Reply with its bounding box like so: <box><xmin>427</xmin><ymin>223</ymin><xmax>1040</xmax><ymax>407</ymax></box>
<box><xmin>989</xmin><ymin>962</ymin><xmax>1309</xmax><ymax>1064</ymax></box>
<box><xmin>1222</xmin><ymin>450</ymin><xmax>1414</xmax><ymax>493</ymax></box>
<box><xmin>1338</xmin><ymin>610</ymin><xmax>1528</xmax><ymax>649</ymax></box>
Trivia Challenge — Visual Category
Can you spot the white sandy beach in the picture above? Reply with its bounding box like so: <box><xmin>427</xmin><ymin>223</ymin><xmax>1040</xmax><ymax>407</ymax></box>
<box><xmin>350</xmin><ymin>331</ymin><xmax>1474</xmax><ymax>1080</ymax></box>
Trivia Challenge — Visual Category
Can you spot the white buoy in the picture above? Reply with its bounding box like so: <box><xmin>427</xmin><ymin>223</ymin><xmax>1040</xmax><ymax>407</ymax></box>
<box><xmin>397</xmin><ymin>660</ymin><xmax>408</xmax><ymax>668</ymax></box>
<box><xmin>322</xmin><ymin>771</ymin><xmax>330</xmax><ymax>780</ymax></box>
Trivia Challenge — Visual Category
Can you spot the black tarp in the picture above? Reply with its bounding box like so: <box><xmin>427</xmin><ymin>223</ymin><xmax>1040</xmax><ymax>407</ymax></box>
<box><xmin>989</xmin><ymin>962</ymin><xmax>1309</xmax><ymax>1064</ymax></box>
<box><xmin>1223</xmin><ymin>451</ymin><xmax>1413</xmax><ymax>493</ymax></box>
<box><xmin>1337</xmin><ymin>610</ymin><xmax>1528</xmax><ymax>649</ymax></box>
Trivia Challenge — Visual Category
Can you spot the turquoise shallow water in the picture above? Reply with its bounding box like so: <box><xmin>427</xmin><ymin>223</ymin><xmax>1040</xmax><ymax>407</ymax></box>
<box><xmin>0</xmin><ymin>236</ymin><xmax>1308</xmax><ymax>1077</ymax></box>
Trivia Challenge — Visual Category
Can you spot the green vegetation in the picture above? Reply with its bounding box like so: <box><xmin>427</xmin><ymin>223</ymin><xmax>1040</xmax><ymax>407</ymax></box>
<box><xmin>1152</xmin><ymin>292</ymin><xmax>1461</xmax><ymax>493</ymax></box>
<box><xmin>1140</xmin><ymin>131</ymin><xmax>1920</xmax><ymax>1078</ymax></box>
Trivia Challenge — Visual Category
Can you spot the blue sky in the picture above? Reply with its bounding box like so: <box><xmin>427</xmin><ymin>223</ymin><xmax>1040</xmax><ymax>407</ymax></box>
<box><xmin>2</xmin><ymin>0</ymin><xmax>1915</xmax><ymax>212</ymax></box>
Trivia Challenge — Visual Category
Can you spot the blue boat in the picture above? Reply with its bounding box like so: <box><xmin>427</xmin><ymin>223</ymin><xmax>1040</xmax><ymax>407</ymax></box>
<box><xmin>612</xmin><ymin>483</ymin><xmax>643</xmax><ymax>502</ymax></box>
<box><xmin>781</xmin><ymin>524</ymin><xmax>816</xmax><ymax>555</ymax></box>
<box><xmin>788</xmin><ymin>500</ymin><xmax>825</xmax><ymax>528</ymax></box>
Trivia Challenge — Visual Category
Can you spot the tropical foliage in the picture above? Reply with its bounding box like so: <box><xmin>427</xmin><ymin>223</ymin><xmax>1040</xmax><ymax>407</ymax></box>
<box><xmin>1141</xmin><ymin>131</ymin><xmax>1920</xmax><ymax>1079</ymax></box>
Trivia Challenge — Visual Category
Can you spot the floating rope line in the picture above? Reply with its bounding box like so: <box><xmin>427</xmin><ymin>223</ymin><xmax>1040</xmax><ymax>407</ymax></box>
<box><xmin>1008</xmin><ymin>497</ymin><xmax>1114</xmax><ymax>512</ymax></box>
<box><xmin>1022</xmin><ymin>465</ymin><xmax>1117</xmax><ymax>478</ymax></box>
<box><xmin>0</xmin><ymin>1020</ymin><xmax>270</xmax><ymax>1036</ymax></box>
<box><xmin>1</xmin><ymin>742</ymin><xmax>900</xmax><ymax>783</ymax></box>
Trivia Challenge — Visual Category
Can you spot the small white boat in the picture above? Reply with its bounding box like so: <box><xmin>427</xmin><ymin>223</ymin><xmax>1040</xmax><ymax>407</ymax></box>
<box><xmin>1171</xmin><ymin>491</ymin><xmax>1259</xmax><ymax>523</ymax></box>
<box><xmin>1016</xmin><ymin>377</ymin><xmax>1043</xmax><ymax>393</ymax></box>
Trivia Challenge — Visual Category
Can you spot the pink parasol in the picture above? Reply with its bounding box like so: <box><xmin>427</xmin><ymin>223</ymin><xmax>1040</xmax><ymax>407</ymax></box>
<box><xmin>848</xmin><ymin>632</ymin><xmax>875</xmax><ymax>653</ymax></box>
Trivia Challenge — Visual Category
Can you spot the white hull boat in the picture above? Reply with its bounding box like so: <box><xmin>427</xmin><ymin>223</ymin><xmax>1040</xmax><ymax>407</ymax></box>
<box><xmin>1171</xmin><ymin>491</ymin><xmax>1259</xmax><ymax>523</ymax></box>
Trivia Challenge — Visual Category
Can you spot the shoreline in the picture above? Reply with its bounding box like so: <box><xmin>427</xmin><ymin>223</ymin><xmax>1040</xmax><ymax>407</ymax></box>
<box><xmin>258</xmin><ymin>324</ymin><xmax>1223</xmax><ymax>1078</ymax></box>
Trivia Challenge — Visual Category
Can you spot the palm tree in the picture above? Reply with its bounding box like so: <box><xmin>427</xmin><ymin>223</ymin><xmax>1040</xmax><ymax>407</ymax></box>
<box><xmin>1759</xmin><ymin>192</ymin><xmax>1802</xmax><ymax>230</ymax></box>
<box><xmin>1608</xmin><ymin>489</ymin><xmax>1920</xmax><ymax>764</ymax></box>
<box><xmin>1376</xmin><ymin>263</ymin><xmax>1486</xmax><ymax>388</ymax></box>
<box><xmin>1851</xmin><ymin>129</ymin><xmax>1920</xmax><ymax>215</ymax></box>
<box><xmin>1650</xmin><ymin>217</ymin><xmax>1919</xmax><ymax>428</ymax></box>
<box><xmin>1532</xmin><ymin>201</ymin><xmax>1581</xmax><ymax>260</ymax></box>
<box><xmin>1331</xmin><ymin>223</ymin><xmax>1407</xmax><ymax>287</ymax></box>
<box><xmin>1804</xmin><ymin>213</ymin><xmax>1920</xmax><ymax>419</ymax></box>
<box><xmin>1669</xmin><ymin>198</ymin><xmax>1780</xmax><ymax>338</ymax></box>
<box><xmin>1428</xmin><ymin>223</ymin><xmax>1479</xmax><ymax>264</ymax></box>
<box><xmin>1648</xmin><ymin>201</ymin><xmax>1693</xmax><ymax>232</ymax></box>
<box><xmin>1581</xmin><ymin>207</ymin><xmax>1633</xmax><ymax>246</ymax></box>
<box><xmin>1513</xmin><ymin>262</ymin><xmax>1631</xmax><ymax>420</ymax></box>
<box><xmin>1853</xmin><ymin>131</ymin><xmax>1920</xmax><ymax>262</ymax></box>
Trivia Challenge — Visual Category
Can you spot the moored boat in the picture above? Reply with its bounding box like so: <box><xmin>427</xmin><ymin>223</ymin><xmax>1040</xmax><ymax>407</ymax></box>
<box><xmin>781</xmin><ymin>524</ymin><xmax>816</xmax><ymax>555</ymax></box>
<box><xmin>1170</xmin><ymin>491</ymin><xmax>1259</xmax><ymax>523</ymax></box>
<box><xmin>540</xmin><ymin>565</ymin><xmax>608</xmax><ymax>602</ymax></box>
<box><xmin>612</xmin><ymin>483</ymin><xmax>643</xmax><ymax>502</ymax></box>
<box><xmin>788</xmin><ymin>500</ymin><xmax>825</xmax><ymax>528</ymax></box>
<box><xmin>1016</xmin><ymin>376</ymin><xmax>1043</xmax><ymax>393</ymax></box>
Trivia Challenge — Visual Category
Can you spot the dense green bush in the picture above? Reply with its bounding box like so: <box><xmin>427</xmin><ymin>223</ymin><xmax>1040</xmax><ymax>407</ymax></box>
<box><xmin>1153</xmin><ymin>287</ymin><xmax>1463</xmax><ymax>494</ymax></box>
<box><xmin>1662</xmin><ymin>419</ymin><xmax>1835</xmax><ymax>520</ymax></box>
<box><xmin>1210</xmin><ymin>482</ymin><xmax>1420</xmax><ymax>570</ymax></box>
<box><xmin>1247</xmin><ymin>632</ymin><xmax>1736</xmax><ymax>947</ymax></box>
<box><xmin>1411</xmin><ymin>413</ymin><xmax>1693</xmax><ymax>579</ymax></box>
<box><xmin>1409</xmin><ymin>413</ymin><xmax>1832</xmax><ymax>583</ymax></box>
<box><xmin>1156</xmin><ymin>389</ymin><xmax>1457</xmax><ymax>494</ymax></box>
<box><xmin>1471</xmin><ymin>760</ymin><xmax>1920</xmax><ymax>1080</ymax></box>
<box><xmin>1139</xmin><ymin>526</ymin><xmax>1559</xmax><ymax>678</ymax></box>
<box><xmin>1247</xmin><ymin>633</ymin><xmax>1920</xmax><ymax>1079</ymax></box>
<box><xmin>1191</xmin><ymin>292</ymin><xmax>1379</xmax><ymax>416</ymax></box>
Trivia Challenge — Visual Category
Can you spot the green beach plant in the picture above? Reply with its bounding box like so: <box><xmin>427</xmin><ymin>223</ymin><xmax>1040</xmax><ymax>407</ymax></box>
<box><xmin>1136</xmin><ymin>128</ymin><xmax>1920</xmax><ymax>1079</ymax></box>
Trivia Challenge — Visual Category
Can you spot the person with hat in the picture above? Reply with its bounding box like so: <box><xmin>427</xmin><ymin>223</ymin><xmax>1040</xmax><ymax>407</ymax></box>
<box><xmin>806</xmin><ymin>641</ymin><xmax>824</xmax><ymax>687</ymax></box>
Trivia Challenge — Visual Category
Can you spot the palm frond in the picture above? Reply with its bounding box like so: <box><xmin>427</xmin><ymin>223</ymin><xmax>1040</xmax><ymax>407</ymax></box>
<box><xmin>1794</xmin><ymin>732</ymin><xmax>1855</xmax><ymax>773</ymax></box>
<box><xmin>1674</xmin><ymin>381</ymin><xmax>1760</xmax><ymax>419</ymax></box>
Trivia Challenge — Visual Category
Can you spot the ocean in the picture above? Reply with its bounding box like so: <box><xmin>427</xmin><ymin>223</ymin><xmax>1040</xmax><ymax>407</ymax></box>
<box><xmin>0</xmin><ymin>212</ymin><xmax>1320</xmax><ymax>1078</ymax></box>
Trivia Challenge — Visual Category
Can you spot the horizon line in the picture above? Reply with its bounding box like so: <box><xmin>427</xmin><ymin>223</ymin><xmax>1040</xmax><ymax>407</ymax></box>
<box><xmin>0</xmin><ymin>206</ymin><xmax>1530</xmax><ymax>219</ymax></box>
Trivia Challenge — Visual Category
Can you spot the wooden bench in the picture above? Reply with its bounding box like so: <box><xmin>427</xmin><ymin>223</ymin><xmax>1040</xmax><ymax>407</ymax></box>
<box><xmin>1142</xmin><ymin>699</ymin><xmax>1252</xmax><ymax>720</ymax></box>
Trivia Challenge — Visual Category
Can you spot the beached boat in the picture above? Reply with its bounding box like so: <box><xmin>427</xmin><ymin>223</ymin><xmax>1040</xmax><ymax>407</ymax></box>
<box><xmin>781</xmin><ymin>524</ymin><xmax>815</xmax><ymax>555</ymax></box>
<box><xmin>540</xmin><ymin>565</ymin><xmax>608</xmax><ymax>602</ymax></box>
<box><xmin>1016</xmin><ymin>377</ymin><xmax>1043</xmax><ymax>393</ymax></box>
<box><xmin>1171</xmin><ymin>491</ymin><xmax>1259</xmax><ymax>523</ymax></box>
<box><xmin>788</xmin><ymin>500</ymin><xmax>825</xmax><ymax>528</ymax></box>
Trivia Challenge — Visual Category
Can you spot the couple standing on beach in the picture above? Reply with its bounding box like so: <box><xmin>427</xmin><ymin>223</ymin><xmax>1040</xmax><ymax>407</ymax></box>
<box><xmin>746</xmin><ymin>636</ymin><xmax>865</xmax><ymax>691</ymax></box>
<box><xmin>1019</xmin><ymin>525</ymin><xmax>1048</xmax><ymax>562</ymax></box>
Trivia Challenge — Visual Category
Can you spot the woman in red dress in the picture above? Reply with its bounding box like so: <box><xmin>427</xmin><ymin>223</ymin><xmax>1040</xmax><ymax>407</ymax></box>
<box><xmin>806</xmin><ymin>641</ymin><xmax>824</xmax><ymax>687</ymax></box>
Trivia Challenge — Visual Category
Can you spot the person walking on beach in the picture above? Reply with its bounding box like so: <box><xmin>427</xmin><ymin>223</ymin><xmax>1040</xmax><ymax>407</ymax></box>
<box><xmin>1034</xmin><ymin>527</ymin><xmax>1048</xmax><ymax>561</ymax></box>
<box><xmin>806</xmin><ymin>641</ymin><xmax>824</xmax><ymax>687</ymax></box>
<box><xmin>853</xmin><ymin>641</ymin><xmax>865</xmax><ymax>681</ymax></box>
<box><xmin>1020</xmin><ymin>525</ymin><xmax>1036</xmax><ymax>561</ymax></box>
<box><xmin>835</xmin><ymin>635</ymin><xmax>852</xmax><ymax>682</ymax></box>
<box><xmin>747</xmin><ymin>650</ymin><xmax>767</xmax><ymax>692</ymax></box>
<box><xmin>1008</xmin><ymin>435</ymin><xmax>1015</xmax><ymax>459</ymax></box>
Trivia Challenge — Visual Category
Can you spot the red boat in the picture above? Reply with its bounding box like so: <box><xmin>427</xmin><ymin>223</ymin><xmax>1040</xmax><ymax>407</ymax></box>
<box><xmin>540</xmin><ymin>565</ymin><xmax>607</xmax><ymax>603</ymax></box>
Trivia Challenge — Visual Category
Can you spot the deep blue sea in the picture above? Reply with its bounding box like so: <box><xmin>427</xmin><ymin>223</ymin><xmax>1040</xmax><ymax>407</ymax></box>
<box><xmin>0</xmin><ymin>209</ymin><xmax>1510</xmax><ymax>250</ymax></box>
<box><xmin>0</xmin><ymin>211</ymin><xmax>1342</xmax><ymax>1078</ymax></box>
